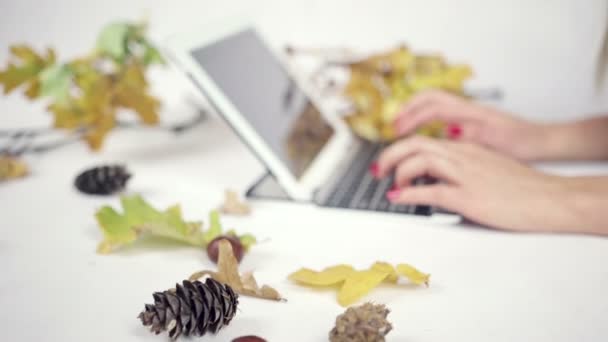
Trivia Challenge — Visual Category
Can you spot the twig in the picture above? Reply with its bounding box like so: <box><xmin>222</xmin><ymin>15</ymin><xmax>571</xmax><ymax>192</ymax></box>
<box><xmin>0</xmin><ymin>107</ymin><xmax>208</xmax><ymax>156</ymax></box>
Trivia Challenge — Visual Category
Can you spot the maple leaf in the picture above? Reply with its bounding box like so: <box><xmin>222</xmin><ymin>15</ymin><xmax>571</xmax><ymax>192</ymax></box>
<box><xmin>95</xmin><ymin>195</ymin><xmax>203</xmax><ymax>254</ymax></box>
<box><xmin>114</xmin><ymin>63</ymin><xmax>160</xmax><ymax>125</ymax></box>
<box><xmin>0</xmin><ymin>45</ymin><xmax>56</xmax><ymax>97</ymax></box>
<box><xmin>289</xmin><ymin>262</ymin><xmax>430</xmax><ymax>306</ymax></box>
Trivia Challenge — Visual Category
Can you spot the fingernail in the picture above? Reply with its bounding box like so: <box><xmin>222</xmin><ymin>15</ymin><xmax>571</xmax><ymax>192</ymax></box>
<box><xmin>369</xmin><ymin>162</ymin><xmax>379</xmax><ymax>178</ymax></box>
<box><xmin>386</xmin><ymin>189</ymin><xmax>401</xmax><ymax>202</ymax></box>
<box><xmin>447</xmin><ymin>123</ymin><xmax>462</xmax><ymax>139</ymax></box>
<box><xmin>389</xmin><ymin>184</ymin><xmax>399</xmax><ymax>192</ymax></box>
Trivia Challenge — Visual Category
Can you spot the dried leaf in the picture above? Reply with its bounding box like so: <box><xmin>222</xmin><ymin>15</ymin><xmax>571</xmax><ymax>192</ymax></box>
<box><xmin>95</xmin><ymin>195</ymin><xmax>204</xmax><ymax>254</ymax></box>
<box><xmin>289</xmin><ymin>261</ymin><xmax>430</xmax><ymax>306</ymax></box>
<box><xmin>0</xmin><ymin>156</ymin><xmax>28</xmax><ymax>181</ymax></box>
<box><xmin>190</xmin><ymin>240</ymin><xmax>284</xmax><ymax>301</ymax></box>
<box><xmin>219</xmin><ymin>189</ymin><xmax>251</xmax><ymax>216</ymax></box>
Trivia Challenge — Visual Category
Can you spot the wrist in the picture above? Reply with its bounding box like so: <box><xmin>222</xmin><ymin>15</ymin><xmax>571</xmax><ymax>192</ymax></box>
<box><xmin>526</xmin><ymin>123</ymin><xmax>571</xmax><ymax>161</ymax></box>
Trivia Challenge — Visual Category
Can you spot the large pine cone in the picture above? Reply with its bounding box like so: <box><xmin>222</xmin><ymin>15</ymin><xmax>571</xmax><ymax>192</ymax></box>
<box><xmin>138</xmin><ymin>278</ymin><xmax>239</xmax><ymax>340</ymax></box>
<box><xmin>329</xmin><ymin>303</ymin><xmax>392</xmax><ymax>342</ymax></box>
<box><xmin>74</xmin><ymin>165</ymin><xmax>131</xmax><ymax>195</ymax></box>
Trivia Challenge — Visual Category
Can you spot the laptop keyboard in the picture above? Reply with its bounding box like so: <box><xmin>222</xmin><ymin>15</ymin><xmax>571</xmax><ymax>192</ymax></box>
<box><xmin>322</xmin><ymin>143</ymin><xmax>434</xmax><ymax>215</ymax></box>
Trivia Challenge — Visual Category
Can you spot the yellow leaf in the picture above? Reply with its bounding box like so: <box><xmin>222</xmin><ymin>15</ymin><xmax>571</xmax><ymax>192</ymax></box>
<box><xmin>339</xmin><ymin>45</ymin><xmax>473</xmax><ymax>142</ymax></box>
<box><xmin>114</xmin><ymin>63</ymin><xmax>160</xmax><ymax>124</ymax></box>
<box><xmin>288</xmin><ymin>265</ymin><xmax>356</xmax><ymax>286</ymax></box>
<box><xmin>396</xmin><ymin>263</ymin><xmax>430</xmax><ymax>286</ymax></box>
<box><xmin>289</xmin><ymin>261</ymin><xmax>430</xmax><ymax>306</ymax></box>
<box><xmin>337</xmin><ymin>269</ymin><xmax>389</xmax><ymax>307</ymax></box>
<box><xmin>371</xmin><ymin>262</ymin><xmax>398</xmax><ymax>283</ymax></box>
<box><xmin>0</xmin><ymin>156</ymin><xmax>28</xmax><ymax>181</ymax></box>
<box><xmin>0</xmin><ymin>45</ymin><xmax>56</xmax><ymax>95</ymax></box>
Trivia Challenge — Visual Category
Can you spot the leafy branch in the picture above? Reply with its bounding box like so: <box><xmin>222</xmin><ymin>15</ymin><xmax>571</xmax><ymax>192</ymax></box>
<box><xmin>0</xmin><ymin>21</ymin><xmax>168</xmax><ymax>151</ymax></box>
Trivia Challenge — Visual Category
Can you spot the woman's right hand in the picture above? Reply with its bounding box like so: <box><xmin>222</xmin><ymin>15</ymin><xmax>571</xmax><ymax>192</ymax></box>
<box><xmin>394</xmin><ymin>90</ymin><xmax>549</xmax><ymax>161</ymax></box>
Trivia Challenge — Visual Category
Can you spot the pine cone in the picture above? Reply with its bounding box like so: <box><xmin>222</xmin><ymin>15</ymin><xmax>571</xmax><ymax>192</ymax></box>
<box><xmin>74</xmin><ymin>165</ymin><xmax>131</xmax><ymax>195</ymax></box>
<box><xmin>138</xmin><ymin>278</ymin><xmax>239</xmax><ymax>340</ymax></box>
<box><xmin>329</xmin><ymin>303</ymin><xmax>392</xmax><ymax>342</ymax></box>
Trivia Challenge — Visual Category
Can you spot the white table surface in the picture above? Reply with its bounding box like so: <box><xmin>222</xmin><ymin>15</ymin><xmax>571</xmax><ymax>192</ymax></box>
<box><xmin>2</xmin><ymin>1</ymin><xmax>608</xmax><ymax>341</ymax></box>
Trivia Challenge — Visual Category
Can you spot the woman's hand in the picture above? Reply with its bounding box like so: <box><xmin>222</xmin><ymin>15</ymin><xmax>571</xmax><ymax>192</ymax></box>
<box><xmin>374</xmin><ymin>136</ymin><xmax>608</xmax><ymax>235</ymax></box>
<box><xmin>394</xmin><ymin>90</ymin><xmax>549</xmax><ymax>161</ymax></box>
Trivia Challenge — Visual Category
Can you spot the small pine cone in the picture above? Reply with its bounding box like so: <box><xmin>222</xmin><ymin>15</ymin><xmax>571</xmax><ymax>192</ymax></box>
<box><xmin>329</xmin><ymin>303</ymin><xmax>392</xmax><ymax>342</ymax></box>
<box><xmin>74</xmin><ymin>165</ymin><xmax>131</xmax><ymax>195</ymax></box>
<box><xmin>138</xmin><ymin>278</ymin><xmax>239</xmax><ymax>340</ymax></box>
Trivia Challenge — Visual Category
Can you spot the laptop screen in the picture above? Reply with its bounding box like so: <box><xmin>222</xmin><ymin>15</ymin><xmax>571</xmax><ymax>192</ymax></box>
<box><xmin>190</xmin><ymin>29</ymin><xmax>334</xmax><ymax>179</ymax></box>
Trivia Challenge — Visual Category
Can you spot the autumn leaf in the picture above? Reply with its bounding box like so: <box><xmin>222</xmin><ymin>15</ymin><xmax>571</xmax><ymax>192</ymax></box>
<box><xmin>0</xmin><ymin>45</ymin><xmax>56</xmax><ymax>96</ymax></box>
<box><xmin>219</xmin><ymin>189</ymin><xmax>251</xmax><ymax>216</ymax></box>
<box><xmin>95</xmin><ymin>194</ymin><xmax>203</xmax><ymax>254</ymax></box>
<box><xmin>336</xmin><ymin>45</ymin><xmax>473</xmax><ymax>142</ymax></box>
<box><xmin>289</xmin><ymin>261</ymin><xmax>430</xmax><ymax>306</ymax></box>
<box><xmin>396</xmin><ymin>263</ymin><xmax>430</xmax><ymax>286</ymax></box>
<box><xmin>189</xmin><ymin>239</ymin><xmax>284</xmax><ymax>301</ymax></box>
<box><xmin>1</xmin><ymin>20</ymin><xmax>164</xmax><ymax>151</ymax></box>
<box><xmin>0</xmin><ymin>156</ymin><xmax>29</xmax><ymax>181</ymax></box>
<box><xmin>114</xmin><ymin>63</ymin><xmax>160</xmax><ymax>125</ymax></box>
<box><xmin>95</xmin><ymin>195</ymin><xmax>256</xmax><ymax>256</ymax></box>
<box><xmin>337</xmin><ymin>270</ymin><xmax>389</xmax><ymax>307</ymax></box>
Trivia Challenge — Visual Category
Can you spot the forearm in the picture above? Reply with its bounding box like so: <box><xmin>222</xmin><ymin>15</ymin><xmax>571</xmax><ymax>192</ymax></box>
<box><xmin>556</xmin><ymin>175</ymin><xmax>608</xmax><ymax>235</ymax></box>
<box><xmin>535</xmin><ymin>116</ymin><xmax>608</xmax><ymax>161</ymax></box>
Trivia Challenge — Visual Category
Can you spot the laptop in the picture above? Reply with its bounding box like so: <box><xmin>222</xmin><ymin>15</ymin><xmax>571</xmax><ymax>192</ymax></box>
<box><xmin>164</xmin><ymin>19</ymin><xmax>459</xmax><ymax>221</ymax></box>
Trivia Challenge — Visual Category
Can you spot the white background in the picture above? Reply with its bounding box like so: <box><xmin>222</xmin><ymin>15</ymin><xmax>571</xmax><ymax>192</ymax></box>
<box><xmin>1</xmin><ymin>1</ymin><xmax>608</xmax><ymax>341</ymax></box>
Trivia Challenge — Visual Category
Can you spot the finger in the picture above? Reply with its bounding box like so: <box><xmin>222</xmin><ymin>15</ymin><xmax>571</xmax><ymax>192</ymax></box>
<box><xmin>386</xmin><ymin>184</ymin><xmax>463</xmax><ymax>213</ymax></box>
<box><xmin>394</xmin><ymin>153</ymin><xmax>460</xmax><ymax>187</ymax></box>
<box><xmin>395</xmin><ymin>103</ymin><xmax>450</xmax><ymax>136</ymax></box>
<box><xmin>444</xmin><ymin>122</ymin><xmax>481</xmax><ymax>141</ymax></box>
<box><xmin>375</xmin><ymin>136</ymin><xmax>452</xmax><ymax>178</ymax></box>
<box><xmin>398</xmin><ymin>89</ymin><xmax>454</xmax><ymax>116</ymax></box>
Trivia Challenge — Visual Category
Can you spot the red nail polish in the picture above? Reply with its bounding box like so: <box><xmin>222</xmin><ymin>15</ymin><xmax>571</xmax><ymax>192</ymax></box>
<box><xmin>386</xmin><ymin>189</ymin><xmax>401</xmax><ymax>201</ymax></box>
<box><xmin>389</xmin><ymin>184</ymin><xmax>399</xmax><ymax>192</ymax></box>
<box><xmin>447</xmin><ymin>123</ymin><xmax>462</xmax><ymax>139</ymax></box>
<box><xmin>369</xmin><ymin>162</ymin><xmax>379</xmax><ymax>177</ymax></box>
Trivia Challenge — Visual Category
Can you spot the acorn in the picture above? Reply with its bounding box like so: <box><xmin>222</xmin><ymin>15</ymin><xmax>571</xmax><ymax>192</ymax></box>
<box><xmin>207</xmin><ymin>235</ymin><xmax>244</xmax><ymax>263</ymax></box>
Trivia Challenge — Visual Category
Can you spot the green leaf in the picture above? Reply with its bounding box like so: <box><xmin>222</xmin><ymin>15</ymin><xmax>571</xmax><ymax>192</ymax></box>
<box><xmin>95</xmin><ymin>194</ymin><xmax>204</xmax><ymax>254</ymax></box>
<box><xmin>142</xmin><ymin>43</ymin><xmax>164</xmax><ymax>65</ymax></box>
<box><xmin>39</xmin><ymin>64</ymin><xmax>72</xmax><ymax>103</ymax></box>
<box><xmin>203</xmin><ymin>210</ymin><xmax>223</xmax><ymax>243</ymax></box>
<box><xmin>239</xmin><ymin>233</ymin><xmax>257</xmax><ymax>250</ymax></box>
<box><xmin>96</xmin><ymin>22</ymin><xmax>131</xmax><ymax>61</ymax></box>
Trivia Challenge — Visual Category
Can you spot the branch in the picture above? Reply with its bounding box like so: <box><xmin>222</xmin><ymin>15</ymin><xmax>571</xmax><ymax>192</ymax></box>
<box><xmin>0</xmin><ymin>107</ymin><xmax>208</xmax><ymax>156</ymax></box>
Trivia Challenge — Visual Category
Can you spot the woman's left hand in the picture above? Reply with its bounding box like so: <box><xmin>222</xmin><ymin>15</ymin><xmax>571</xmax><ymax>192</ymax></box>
<box><xmin>374</xmin><ymin>136</ymin><xmax>591</xmax><ymax>233</ymax></box>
